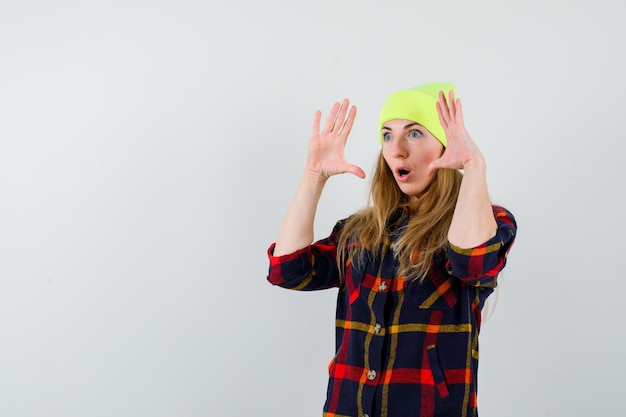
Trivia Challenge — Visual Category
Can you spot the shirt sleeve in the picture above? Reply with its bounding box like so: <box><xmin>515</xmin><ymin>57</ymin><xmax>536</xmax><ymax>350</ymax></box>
<box><xmin>446</xmin><ymin>205</ymin><xmax>517</xmax><ymax>288</ymax></box>
<box><xmin>266</xmin><ymin>219</ymin><xmax>345</xmax><ymax>291</ymax></box>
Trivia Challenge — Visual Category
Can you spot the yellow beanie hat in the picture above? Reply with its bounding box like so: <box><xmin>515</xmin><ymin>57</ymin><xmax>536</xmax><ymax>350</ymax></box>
<box><xmin>378</xmin><ymin>82</ymin><xmax>456</xmax><ymax>147</ymax></box>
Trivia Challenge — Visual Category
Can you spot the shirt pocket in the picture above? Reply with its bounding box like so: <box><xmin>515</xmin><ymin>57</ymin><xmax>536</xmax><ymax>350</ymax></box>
<box><xmin>343</xmin><ymin>267</ymin><xmax>365</xmax><ymax>306</ymax></box>
<box><xmin>404</xmin><ymin>266</ymin><xmax>459</xmax><ymax>310</ymax></box>
<box><xmin>427</xmin><ymin>344</ymin><xmax>451</xmax><ymax>400</ymax></box>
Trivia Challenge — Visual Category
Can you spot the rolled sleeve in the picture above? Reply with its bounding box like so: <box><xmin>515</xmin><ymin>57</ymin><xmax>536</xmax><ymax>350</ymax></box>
<box><xmin>446</xmin><ymin>205</ymin><xmax>517</xmax><ymax>287</ymax></box>
<box><xmin>266</xmin><ymin>220</ymin><xmax>346</xmax><ymax>291</ymax></box>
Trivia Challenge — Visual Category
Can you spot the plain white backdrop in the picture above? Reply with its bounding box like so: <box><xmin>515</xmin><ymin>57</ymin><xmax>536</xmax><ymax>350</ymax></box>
<box><xmin>1</xmin><ymin>0</ymin><xmax>623</xmax><ymax>416</ymax></box>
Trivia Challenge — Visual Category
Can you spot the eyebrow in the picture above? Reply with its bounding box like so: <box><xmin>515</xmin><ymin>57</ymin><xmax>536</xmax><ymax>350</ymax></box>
<box><xmin>381</xmin><ymin>122</ymin><xmax>424</xmax><ymax>131</ymax></box>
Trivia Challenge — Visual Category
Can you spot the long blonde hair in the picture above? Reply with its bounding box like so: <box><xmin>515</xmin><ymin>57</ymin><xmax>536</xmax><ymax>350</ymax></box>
<box><xmin>337</xmin><ymin>152</ymin><xmax>463</xmax><ymax>282</ymax></box>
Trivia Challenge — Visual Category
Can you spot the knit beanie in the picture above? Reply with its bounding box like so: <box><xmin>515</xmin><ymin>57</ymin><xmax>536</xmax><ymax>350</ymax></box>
<box><xmin>378</xmin><ymin>82</ymin><xmax>456</xmax><ymax>147</ymax></box>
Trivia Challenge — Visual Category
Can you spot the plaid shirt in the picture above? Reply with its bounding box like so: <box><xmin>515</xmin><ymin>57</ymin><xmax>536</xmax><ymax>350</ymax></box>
<box><xmin>267</xmin><ymin>205</ymin><xmax>516</xmax><ymax>417</ymax></box>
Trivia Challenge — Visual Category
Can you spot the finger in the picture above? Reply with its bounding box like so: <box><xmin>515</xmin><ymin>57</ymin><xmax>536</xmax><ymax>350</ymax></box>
<box><xmin>427</xmin><ymin>158</ymin><xmax>442</xmax><ymax>176</ymax></box>
<box><xmin>322</xmin><ymin>101</ymin><xmax>341</xmax><ymax>134</ymax></box>
<box><xmin>447</xmin><ymin>90</ymin><xmax>456</xmax><ymax>121</ymax></box>
<box><xmin>334</xmin><ymin>99</ymin><xmax>350</xmax><ymax>133</ymax></box>
<box><xmin>338</xmin><ymin>105</ymin><xmax>357</xmax><ymax>138</ymax></box>
<box><xmin>437</xmin><ymin>91</ymin><xmax>451</xmax><ymax>126</ymax></box>
<box><xmin>329</xmin><ymin>99</ymin><xmax>349</xmax><ymax>133</ymax></box>
<box><xmin>312</xmin><ymin>110</ymin><xmax>322</xmax><ymax>136</ymax></box>
<box><xmin>436</xmin><ymin>101</ymin><xmax>449</xmax><ymax>131</ymax></box>
<box><xmin>438</xmin><ymin>90</ymin><xmax>448</xmax><ymax>107</ymax></box>
<box><xmin>454</xmin><ymin>97</ymin><xmax>465</xmax><ymax>125</ymax></box>
<box><xmin>345</xmin><ymin>163</ymin><xmax>366</xmax><ymax>179</ymax></box>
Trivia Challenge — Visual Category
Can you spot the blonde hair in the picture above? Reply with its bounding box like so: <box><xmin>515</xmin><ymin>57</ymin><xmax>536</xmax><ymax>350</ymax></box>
<box><xmin>337</xmin><ymin>152</ymin><xmax>463</xmax><ymax>282</ymax></box>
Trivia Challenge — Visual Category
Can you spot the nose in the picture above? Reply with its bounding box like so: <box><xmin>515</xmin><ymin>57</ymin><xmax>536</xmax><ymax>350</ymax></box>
<box><xmin>390</xmin><ymin>138</ymin><xmax>407</xmax><ymax>158</ymax></box>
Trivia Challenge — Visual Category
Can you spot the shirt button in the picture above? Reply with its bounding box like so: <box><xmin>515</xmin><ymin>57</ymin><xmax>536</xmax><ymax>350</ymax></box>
<box><xmin>373</xmin><ymin>323</ymin><xmax>382</xmax><ymax>335</ymax></box>
<box><xmin>367</xmin><ymin>369</ymin><xmax>377</xmax><ymax>380</ymax></box>
<box><xmin>378</xmin><ymin>281</ymin><xmax>387</xmax><ymax>292</ymax></box>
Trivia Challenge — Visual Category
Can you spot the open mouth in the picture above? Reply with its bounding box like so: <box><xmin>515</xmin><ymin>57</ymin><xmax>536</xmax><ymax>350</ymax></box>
<box><xmin>398</xmin><ymin>168</ymin><xmax>410</xmax><ymax>178</ymax></box>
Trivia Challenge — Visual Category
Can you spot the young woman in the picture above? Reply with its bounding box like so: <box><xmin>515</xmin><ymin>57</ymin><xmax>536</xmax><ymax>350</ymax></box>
<box><xmin>266</xmin><ymin>82</ymin><xmax>517</xmax><ymax>417</ymax></box>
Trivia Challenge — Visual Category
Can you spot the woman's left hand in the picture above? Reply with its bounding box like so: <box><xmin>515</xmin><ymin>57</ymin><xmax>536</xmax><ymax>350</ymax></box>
<box><xmin>427</xmin><ymin>90</ymin><xmax>484</xmax><ymax>175</ymax></box>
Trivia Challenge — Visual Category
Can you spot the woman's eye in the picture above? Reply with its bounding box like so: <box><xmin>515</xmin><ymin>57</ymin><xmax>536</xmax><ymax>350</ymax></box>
<box><xmin>383</xmin><ymin>133</ymin><xmax>392</xmax><ymax>141</ymax></box>
<box><xmin>409</xmin><ymin>130</ymin><xmax>422</xmax><ymax>138</ymax></box>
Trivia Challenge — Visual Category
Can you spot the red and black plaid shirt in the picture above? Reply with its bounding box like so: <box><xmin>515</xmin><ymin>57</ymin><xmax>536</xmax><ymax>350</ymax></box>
<box><xmin>267</xmin><ymin>205</ymin><xmax>516</xmax><ymax>417</ymax></box>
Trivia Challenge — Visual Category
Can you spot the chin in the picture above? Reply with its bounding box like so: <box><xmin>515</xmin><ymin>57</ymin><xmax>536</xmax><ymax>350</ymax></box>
<box><xmin>396</xmin><ymin>176</ymin><xmax>433</xmax><ymax>197</ymax></box>
<box><xmin>398</xmin><ymin>185</ymin><xmax>426</xmax><ymax>197</ymax></box>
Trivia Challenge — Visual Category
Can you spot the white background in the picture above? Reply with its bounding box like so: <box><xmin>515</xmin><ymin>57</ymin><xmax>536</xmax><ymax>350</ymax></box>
<box><xmin>1</xmin><ymin>0</ymin><xmax>624</xmax><ymax>416</ymax></box>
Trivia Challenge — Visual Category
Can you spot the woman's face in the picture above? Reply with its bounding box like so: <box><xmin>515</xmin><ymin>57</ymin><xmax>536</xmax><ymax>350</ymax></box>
<box><xmin>381</xmin><ymin>119</ymin><xmax>444</xmax><ymax>196</ymax></box>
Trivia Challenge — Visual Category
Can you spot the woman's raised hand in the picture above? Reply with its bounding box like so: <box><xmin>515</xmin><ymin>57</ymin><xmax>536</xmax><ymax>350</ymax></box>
<box><xmin>428</xmin><ymin>90</ymin><xmax>485</xmax><ymax>175</ymax></box>
<box><xmin>306</xmin><ymin>99</ymin><xmax>366</xmax><ymax>179</ymax></box>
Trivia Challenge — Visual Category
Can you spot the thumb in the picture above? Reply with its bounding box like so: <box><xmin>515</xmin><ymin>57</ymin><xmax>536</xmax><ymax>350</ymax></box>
<box><xmin>427</xmin><ymin>158</ymin><xmax>443</xmax><ymax>176</ymax></box>
<box><xmin>346</xmin><ymin>164</ymin><xmax>366</xmax><ymax>179</ymax></box>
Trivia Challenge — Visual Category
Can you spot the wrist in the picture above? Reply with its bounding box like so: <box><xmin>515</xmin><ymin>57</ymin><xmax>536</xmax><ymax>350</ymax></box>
<box><xmin>302</xmin><ymin>169</ymin><xmax>329</xmax><ymax>187</ymax></box>
<box><xmin>462</xmin><ymin>154</ymin><xmax>486</xmax><ymax>173</ymax></box>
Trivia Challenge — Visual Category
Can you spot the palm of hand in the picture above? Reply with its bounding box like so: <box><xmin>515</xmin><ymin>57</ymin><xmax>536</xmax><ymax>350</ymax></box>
<box><xmin>307</xmin><ymin>99</ymin><xmax>365</xmax><ymax>179</ymax></box>
<box><xmin>429</xmin><ymin>91</ymin><xmax>483</xmax><ymax>174</ymax></box>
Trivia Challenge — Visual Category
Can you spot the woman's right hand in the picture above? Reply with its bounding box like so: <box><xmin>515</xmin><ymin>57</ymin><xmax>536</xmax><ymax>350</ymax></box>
<box><xmin>273</xmin><ymin>99</ymin><xmax>364</xmax><ymax>256</ymax></box>
<box><xmin>306</xmin><ymin>99</ymin><xmax>366</xmax><ymax>179</ymax></box>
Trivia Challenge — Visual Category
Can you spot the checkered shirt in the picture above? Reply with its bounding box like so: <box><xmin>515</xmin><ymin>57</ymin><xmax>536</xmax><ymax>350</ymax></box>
<box><xmin>267</xmin><ymin>205</ymin><xmax>517</xmax><ymax>417</ymax></box>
